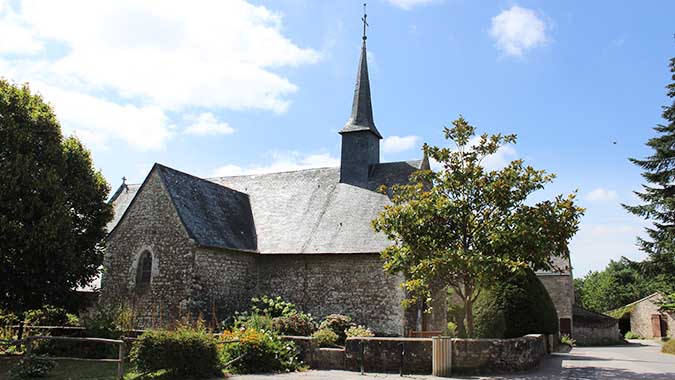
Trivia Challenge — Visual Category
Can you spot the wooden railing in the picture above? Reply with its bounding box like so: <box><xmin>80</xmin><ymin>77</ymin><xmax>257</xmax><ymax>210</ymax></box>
<box><xmin>22</xmin><ymin>336</ymin><xmax>127</xmax><ymax>380</ymax></box>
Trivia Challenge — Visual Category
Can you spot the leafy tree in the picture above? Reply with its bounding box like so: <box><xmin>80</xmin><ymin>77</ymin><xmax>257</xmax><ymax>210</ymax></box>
<box><xmin>623</xmin><ymin>44</ymin><xmax>675</xmax><ymax>279</ymax></box>
<box><xmin>575</xmin><ymin>258</ymin><xmax>675</xmax><ymax>313</ymax></box>
<box><xmin>0</xmin><ymin>80</ymin><xmax>112</xmax><ymax>321</ymax></box>
<box><xmin>372</xmin><ymin>117</ymin><xmax>583</xmax><ymax>336</ymax></box>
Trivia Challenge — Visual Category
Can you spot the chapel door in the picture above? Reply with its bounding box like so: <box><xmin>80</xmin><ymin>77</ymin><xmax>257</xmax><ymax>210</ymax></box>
<box><xmin>651</xmin><ymin>314</ymin><xmax>664</xmax><ymax>337</ymax></box>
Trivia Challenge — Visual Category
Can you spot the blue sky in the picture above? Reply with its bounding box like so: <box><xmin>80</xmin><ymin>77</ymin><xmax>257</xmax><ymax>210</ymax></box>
<box><xmin>1</xmin><ymin>0</ymin><xmax>674</xmax><ymax>276</ymax></box>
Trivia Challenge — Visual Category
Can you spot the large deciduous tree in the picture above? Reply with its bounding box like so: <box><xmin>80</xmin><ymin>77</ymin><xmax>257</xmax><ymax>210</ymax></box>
<box><xmin>372</xmin><ymin>117</ymin><xmax>583</xmax><ymax>336</ymax></box>
<box><xmin>0</xmin><ymin>79</ymin><xmax>112</xmax><ymax>318</ymax></box>
<box><xmin>623</xmin><ymin>43</ymin><xmax>675</xmax><ymax>279</ymax></box>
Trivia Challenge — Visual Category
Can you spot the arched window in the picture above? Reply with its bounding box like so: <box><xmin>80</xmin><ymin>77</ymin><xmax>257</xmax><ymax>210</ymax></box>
<box><xmin>136</xmin><ymin>251</ymin><xmax>152</xmax><ymax>286</ymax></box>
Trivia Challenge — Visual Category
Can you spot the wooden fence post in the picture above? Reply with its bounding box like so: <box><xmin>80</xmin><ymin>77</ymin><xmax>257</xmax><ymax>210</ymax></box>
<box><xmin>117</xmin><ymin>341</ymin><xmax>125</xmax><ymax>380</ymax></box>
<box><xmin>25</xmin><ymin>336</ymin><xmax>32</xmax><ymax>360</ymax></box>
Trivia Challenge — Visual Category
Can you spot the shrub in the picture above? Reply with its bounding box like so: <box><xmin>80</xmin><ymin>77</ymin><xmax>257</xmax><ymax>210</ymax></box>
<box><xmin>130</xmin><ymin>326</ymin><xmax>221</xmax><ymax>379</ymax></box>
<box><xmin>445</xmin><ymin>322</ymin><xmax>458</xmax><ymax>337</ymax></box>
<box><xmin>24</xmin><ymin>306</ymin><xmax>78</xmax><ymax>327</ymax></box>
<box><xmin>232</xmin><ymin>312</ymin><xmax>274</xmax><ymax>332</ymax></box>
<box><xmin>625</xmin><ymin>331</ymin><xmax>641</xmax><ymax>339</ymax></box>
<box><xmin>0</xmin><ymin>309</ymin><xmax>19</xmax><ymax>327</ymax></box>
<box><xmin>312</xmin><ymin>328</ymin><xmax>339</xmax><ymax>347</ymax></box>
<box><xmin>560</xmin><ymin>334</ymin><xmax>576</xmax><ymax>347</ymax></box>
<box><xmin>272</xmin><ymin>313</ymin><xmax>316</xmax><ymax>336</ymax></box>
<box><xmin>318</xmin><ymin>314</ymin><xmax>354</xmax><ymax>344</ymax></box>
<box><xmin>219</xmin><ymin>328</ymin><xmax>302</xmax><ymax>374</ymax></box>
<box><xmin>10</xmin><ymin>358</ymin><xmax>56</xmax><ymax>379</ymax></box>
<box><xmin>346</xmin><ymin>325</ymin><xmax>374</xmax><ymax>338</ymax></box>
<box><xmin>663</xmin><ymin>339</ymin><xmax>675</xmax><ymax>355</ymax></box>
<box><xmin>251</xmin><ymin>296</ymin><xmax>298</xmax><ymax>318</ymax></box>
<box><xmin>473</xmin><ymin>269</ymin><xmax>559</xmax><ymax>338</ymax></box>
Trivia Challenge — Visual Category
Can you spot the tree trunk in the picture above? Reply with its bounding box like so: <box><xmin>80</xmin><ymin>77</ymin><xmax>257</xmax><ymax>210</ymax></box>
<box><xmin>464</xmin><ymin>287</ymin><xmax>474</xmax><ymax>337</ymax></box>
<box><xmin>465</xmin><ymin>299</ymin><xmax>474</xmax><ymax>337</ymax></box>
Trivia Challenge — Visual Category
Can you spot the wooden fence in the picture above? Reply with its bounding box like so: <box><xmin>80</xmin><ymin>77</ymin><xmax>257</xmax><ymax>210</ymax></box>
<box><xmin>3</xmin><ymin>336</ymin><xmax>127</xmax><ymax>380</ymax></box>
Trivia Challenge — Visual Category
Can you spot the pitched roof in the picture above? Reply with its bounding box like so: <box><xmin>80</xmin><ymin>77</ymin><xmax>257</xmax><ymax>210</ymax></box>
<box><xmin>155</xmin><ymin>164</ymin><xmax>257</xmax><ymax>252</ymax></box>
<box><xmin>340</xmin><ymin>40</ymin><xmax>382</xmax><ymax>139</ymax></box>
<box><xmin>108</xmin><ymin>160</ymin><xmax>424</xmax><ymax>254</ymax></box>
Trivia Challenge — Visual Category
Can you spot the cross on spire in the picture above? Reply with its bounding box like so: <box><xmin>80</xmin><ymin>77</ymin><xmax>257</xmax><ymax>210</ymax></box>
<box><xmin>361</xmin><ymin>3</ymin><xmax>368</xmax><ymax>41</ymax></box>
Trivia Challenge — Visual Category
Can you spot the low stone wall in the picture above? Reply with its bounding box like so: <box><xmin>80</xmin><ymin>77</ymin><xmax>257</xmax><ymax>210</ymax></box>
<box><xmin>313</xmin><ymin>348</ymin><xmax>346</xmax><ymax>370</ymax></box>
<box><xmin>574</xmin><ymin>323</ymin><xmax>621</xmax><ymax>346</ymax></box>
<box><xmin>282</xmin><ymin>336</ymin><xmax>316</xmax><ymax>365</ymax></box>
<box><xmin>451</xmin><ymin>334</ymin><xmax>546</xmax><ymax>374</ymax></box>
<box><xmin>342</xmin><ymin>335</ymin><xmax>546</xmax><ymax>375</ymax></box>
<box><xmin>345</xmin><ymin>337</ymin><xmax>431</xmax><ymax>374</ymax></box>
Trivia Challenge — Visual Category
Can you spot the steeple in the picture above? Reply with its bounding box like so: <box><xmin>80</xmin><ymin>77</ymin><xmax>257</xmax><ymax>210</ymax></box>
<box><xmin>339</xmin><ymin>3</ymin><xmax>382</xmax><ymax>185</ymax></box>
<box><xmin>340</xmin><ymin>3</ymin><xmax>382</xmax><ymax>139</ymax></box>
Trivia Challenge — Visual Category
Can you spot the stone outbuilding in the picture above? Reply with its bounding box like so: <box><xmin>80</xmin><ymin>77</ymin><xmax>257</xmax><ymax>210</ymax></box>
<box><xmin>609</xmin><ymin>293</ymin><xmax>674</xmax><ymax>339</ymax></box>
<box><xmin>572</xmin><ymin>305</ymin><xmax>620</xmax><ymax>345</ymax></box>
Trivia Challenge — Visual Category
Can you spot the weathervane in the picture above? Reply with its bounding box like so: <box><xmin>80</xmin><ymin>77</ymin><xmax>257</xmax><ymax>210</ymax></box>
<box><xmin>362</xmin><ymin>2</ymin><xmax>368</xmax><ymax>41</ymax></box>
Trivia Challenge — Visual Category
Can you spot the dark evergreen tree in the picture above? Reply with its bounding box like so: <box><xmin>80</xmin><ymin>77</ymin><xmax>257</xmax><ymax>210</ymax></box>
<box><xmin>0</xmin><ymin>80</ymin><xmax>112</xmax><ymax>319</ymax></box>
<box><xmin>623</xmin><ymin>43</ymin><xmax>675</xmax><ymax>277</ymax></box>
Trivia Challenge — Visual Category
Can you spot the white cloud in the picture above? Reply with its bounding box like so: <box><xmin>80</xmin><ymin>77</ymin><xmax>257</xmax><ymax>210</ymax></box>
<box><xmin>387</xmin><ymin>0</ymin><xmax>435</xmax><ymax>10</ymax></box>
<box><xmin>212</xmin><ymin>151</ymin><xmax>339</xmax><ymax>177</ymax></box>
<box><xmin>0</xmin><ymin>0</ymin><xmax>319</xmax><ymax>150</ymax></box>
<box><xmin>489</xmin><ymin>6</ymin><xmax>548</xmax><ymax>57</ymax></box>
<box><xmin>430</xmin><ymin>136</ymin><xmax>517</xmax><ymax>172</ymax></box>
<box><xmin>32</xmin><ymin>82</ymin><xmax>173</xmax><ymax>151</ymax></box>
<box><xmin>382</xmin><ymin>135</ymin><xmax>420</xmax><ymax>153</ymax></box>
<box><xmin>584</xmin><ymin>188</ymin><xmax>618</xmax><ymax>202</ymax></box>
<box><xmin>0</xmin><ymin>4</ymin><xmax>42</xmax><ymax>54</ymax></box>
<box><xmin>184</xmin><ymin>113</ymin><xmax>235</xmax><ymax>136</ymax></box>
<box><xmin>569</xmin><ymin>223</ymin><xmax>647</xmax><ymax>275</ymax></box>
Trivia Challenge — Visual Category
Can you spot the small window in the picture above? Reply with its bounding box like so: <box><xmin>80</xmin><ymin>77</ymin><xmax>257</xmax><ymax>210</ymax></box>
<box><xmin>136</xmin><ymin>251</ymin><xmax>152</xmax><ymax>286</ymax></box>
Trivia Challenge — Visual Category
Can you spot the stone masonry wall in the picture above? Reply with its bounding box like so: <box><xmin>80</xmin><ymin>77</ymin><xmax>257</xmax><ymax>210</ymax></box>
<box><xmin>450</xmin><ymin>335</ymin><xmax>546</xmax><ymax>374</ymax></box>
<box><xmin>256</xmin><ymin>254</ymin><xmax>406</xmax><ymax>335</ymax></box>
<box><xmin>631</xmin><ymin>295</ymin><xmax>675</xmax><ymax>338</ymax></box>
<box><xmin>538</xmin><ymin>274</ymin><xmax>574</xmax><ymax>324</ymax></box>
<box><xmin>193</xmin><ymin>248</ymin><xmax>257</xmax><ymax>319</ymax></box>
<box><xmin>343</xmin><ymin>335</ymin><xmax>546</xmax><ymax>374</ymax></box>
<box><xmin>573</xmin><ymin>323</ymin><xmax>620</xmax><ymax>345</ymax></box>
<box><xmin>345</xmin><ymin>337</ymin><xmax>431</xmax><ymax>374</ymax></box>
<box><xmin>101</xmin><ymin>170</ymin><xmax>194</xmax><ymax>328</ymax></box>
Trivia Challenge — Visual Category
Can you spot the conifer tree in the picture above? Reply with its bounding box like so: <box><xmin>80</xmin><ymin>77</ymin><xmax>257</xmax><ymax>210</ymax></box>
<box><xmin>623</xmin><ymin>44</ymin><xmax>675</xmax><ymax>276</ymax></box>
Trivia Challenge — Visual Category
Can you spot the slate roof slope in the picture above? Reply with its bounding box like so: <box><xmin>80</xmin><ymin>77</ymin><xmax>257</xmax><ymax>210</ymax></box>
<box><xmin>155</xmin><ymin>164</ymin><xmax>257</xmax><ymax>252</ymax></box>
<box><xmin>107</xmin><ymin>160</ymin><xmax>424</xmax><ymax>255</ymax></box>
<box><xmin>210</xmin><ymin>160</ymin><xmax>423</xmax><ymax>254</ymax></box>
<box><xmin>106</xmin><ymin>183</ymin><xmax>141</xmax><ymax>232</ymax></box>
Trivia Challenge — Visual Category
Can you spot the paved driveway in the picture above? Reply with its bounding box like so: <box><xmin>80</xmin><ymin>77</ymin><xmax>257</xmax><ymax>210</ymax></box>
<box><xmin>229</xmin><ymin>340</ymin><xmax>675</xmax><ymax>379</ymax></box>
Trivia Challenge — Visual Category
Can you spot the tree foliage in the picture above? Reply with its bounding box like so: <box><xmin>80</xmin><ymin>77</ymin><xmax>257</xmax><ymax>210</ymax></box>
<box><xmin>623</xmin><ymin>44</ymin><xmax>675</xmax><ymax>279</ymax></box>
<box><xmin>0</xmin><ymin>79</ymin><xmax>112</xmax><ymax>315</ymax></box>
<box><xmin>574</xmin><ymin>258</ymin><xmax>674</xmax><ymax>313</ymax></box>
<box><xmin>473</xmin><ymin>269</ymin><xmax>558</xmax><ymax>338</ymax></box>
<box><xmin>372</xmin><ymin>117</ymin><xmax>584</xmax><ymax>336</ymax></box>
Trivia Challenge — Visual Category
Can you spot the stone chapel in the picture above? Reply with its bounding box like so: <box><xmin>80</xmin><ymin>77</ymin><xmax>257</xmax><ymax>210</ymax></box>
<box><xmin>100</xmin><ymin>27</ymin><xmax>574</xmax><ymax>336</ymax></box>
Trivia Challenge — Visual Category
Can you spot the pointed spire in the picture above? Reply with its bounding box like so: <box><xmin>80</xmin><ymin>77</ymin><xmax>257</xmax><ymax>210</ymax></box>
<box><xmin>340</xmin><ymin>3</ymin><xmax>382</xmax><ymax>139</ymax></box>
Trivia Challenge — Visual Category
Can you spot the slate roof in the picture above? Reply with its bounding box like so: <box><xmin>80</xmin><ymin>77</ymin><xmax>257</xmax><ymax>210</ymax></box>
<box><xmin>107</xmin><ymin>183</ymin><xmax>141</xmax><ymax>232</ymax></box>
<box><xmin>155</xmin><ymin>165</ymin><xmax>257</xmax><ymax>252</ymax></box>
<box><xmin>340</xmin><ymin>40</ymin><xmax>382</xmax><ymax>139</ymax></box>
<box><xmin>108</xmin><ymin>160</ymin><xmax>425</xmax><ymax>254</ymax></box>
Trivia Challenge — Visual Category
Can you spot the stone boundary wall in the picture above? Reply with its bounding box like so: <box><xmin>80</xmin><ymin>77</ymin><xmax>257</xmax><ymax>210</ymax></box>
<box><xmin>345</xmin><ymin>337</ymin><xmax>432</xmax><ymax>374</ymax></box>
<box><xmin>341</xmin><ymin>335</ymin><xmax>546</xmax><ymax>374</ymax></box>
<box><xmin>451</xmin><ymin>334</ymin><xmax>546</xmax><ymax>374</ymax></box>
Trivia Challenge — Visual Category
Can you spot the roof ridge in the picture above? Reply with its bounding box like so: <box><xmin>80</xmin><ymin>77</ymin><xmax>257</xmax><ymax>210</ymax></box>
<box><xmin>155</xmin><ymin>163</ymin><xmax>249</xmax><ymax>196</ymax></box>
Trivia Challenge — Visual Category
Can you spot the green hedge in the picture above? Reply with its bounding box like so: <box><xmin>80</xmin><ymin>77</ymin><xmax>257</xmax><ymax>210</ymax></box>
<box><xmin>473</xmin><ymin>268</ymin><xmax>559</xmax><ymax>338</ymax></box>
<box><xmin>663</xmin><ymin>339</ymin><xmax>675</xmax><ymax>355</ymax></box>
<box><xmin>130</xmin><ymin>327</ymin><xmax>221</xmax><ymax>379</ymax></box>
